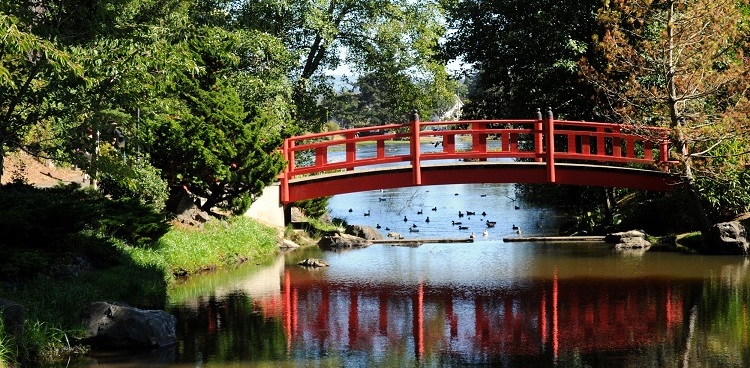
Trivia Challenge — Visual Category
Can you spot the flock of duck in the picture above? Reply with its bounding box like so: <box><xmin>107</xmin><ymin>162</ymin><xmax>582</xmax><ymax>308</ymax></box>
<box><xmin>349</xmin><ymin>202</ymin><xmax>522</xmax><ymax>239</ymax></box>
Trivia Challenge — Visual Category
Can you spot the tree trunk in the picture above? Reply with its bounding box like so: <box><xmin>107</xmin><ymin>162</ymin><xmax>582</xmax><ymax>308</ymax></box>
<box><xmin>666</xmin><ymin>0</ymin><xmax>712</xmax><ymax>233</ymax></box>
<box><xmin>0</xmin><ymin>145</ymin><xmax>5</xmax><ymax>185</ymax></box>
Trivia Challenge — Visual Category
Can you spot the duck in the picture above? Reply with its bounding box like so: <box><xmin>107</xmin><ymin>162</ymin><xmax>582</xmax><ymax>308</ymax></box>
<box><xmin>469</xmin><ymin>232</ymin><xmax>475</xmax><ymax>239</ymax></box>
<box><xmin>458</xmin><ymin>225</ymin><xmax>469</xmax><ymax>230</ymax></box>
<box><xmin>385</xmin><ymin>227</ymin><xmax>391</xmax><ymax>231</ymax></box>
<box><xmin>466</xmin><ymin>211</ymin><xmax>476</xmax><ymax>216</ymax></box>
<box><xmin>364</xmin><ymin>210</ymin><xmax>371</xmax><ymax>216</ymax></box>
<box><xmin>409</xmin><ymin>228</ymin><xmax>420</xmax><ymax>233</ymax></box>
<box><xmin>348</xmin><ymin>208</ymin><xmax>353</xmax><ymax>212</ymax></box>
<box><xmin>417</xmin><ymin>209</ymin><xmax>423</xmax><ymax>215</ymax></box>
<box><xmin>425</xmin><ymin>217</ymin><xmax>430</xmax><ymax>223</ymax></box>
<box><xmin>512</xmin><ymin>224</ymin><xmax>519</xmax><ymax>230</ymax></box>
<box><xmin>403</xmin><ymin>216</ymin><xmax>408</xmax><ymax>222</ymax></box>
<box><xmin>431</xmin><ymin>207</ymin><xmax>437</xmax><ymax>211</ymax></box>
<box><xmin>452</xmin><ymin>220</ymin><xmax>462</xmax><ymax>225</ymax></box>
<box><xmin>412</xmin><ymin>223</ymin><xmax>418</xmax><ymax>228</ymax></box>
<box><xmin>375</xmin><ymin>224</ymin><xmax>381</xmax><ymax>229</ymax></box>
<box><xmin>514</xmin><ymin>205</ymin><xmax>520</xmax><ymax>210</ymax></box>
<box><xmin>481</xmin><ymin>211</ymin><xmax>487</xmax><ymax>217</ymax></box>
<box><xmin>486</xmin><ymin>221</ymin><xmax>496</xmax><ymax>228</ymax></box>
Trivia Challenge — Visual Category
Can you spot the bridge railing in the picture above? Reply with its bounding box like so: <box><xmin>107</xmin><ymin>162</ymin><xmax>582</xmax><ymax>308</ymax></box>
<box><xmin>279</xmin><ymin>110</ymin><xmax>672</xmax><ymax>202</ymax></box>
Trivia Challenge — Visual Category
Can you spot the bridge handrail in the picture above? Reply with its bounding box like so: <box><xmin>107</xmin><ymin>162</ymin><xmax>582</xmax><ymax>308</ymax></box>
<box><xmin>279</xmin><ymin>113</ymin><xmax>674</xmax><ymax>202</ymax></box>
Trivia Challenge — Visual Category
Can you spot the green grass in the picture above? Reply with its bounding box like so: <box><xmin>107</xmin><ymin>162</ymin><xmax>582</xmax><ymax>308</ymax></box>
<box><xmin>125</xmin><ymin>216</ymin><xmax>279</xmax><ymax>279</ymax></box>
<box><xmin>0</xmin><ymin>215</ymin><xmax>280</xmax><ymax>365</ymax></box>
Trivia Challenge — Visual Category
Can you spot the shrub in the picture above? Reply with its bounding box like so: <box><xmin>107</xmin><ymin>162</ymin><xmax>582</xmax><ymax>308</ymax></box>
<box><xmin>0</xmin><ymin>184</ymin><xmax>169</xmax><ymax>279</ymax></box>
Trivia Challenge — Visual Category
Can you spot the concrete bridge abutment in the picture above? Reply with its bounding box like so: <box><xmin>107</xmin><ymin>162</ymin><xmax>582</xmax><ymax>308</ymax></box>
<box><xmin>245</xmin><ymin>183</ymin><xmax>290</xmax><ymax>228</ymax></box>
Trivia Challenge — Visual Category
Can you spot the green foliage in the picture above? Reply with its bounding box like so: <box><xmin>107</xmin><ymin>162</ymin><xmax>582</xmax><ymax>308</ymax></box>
<box><xmin>235</xmin><ymin>0</ymin><xmax>453</xmax><ymax>131</ymax></box>
<box><xmin>294</xmin><ymin>197</ymin><xmax>331</xmax><ymax>220</ymax></box>
<box><xmin>443</xmin><ymin>0</ymin><xmax>601</xmax><ymax>120</ymax></box>
<box><xmin>145</xmin><ymin>25</ymin><xmax>289</xmax><ymax>214</ymax></box>
<box><xmin>98</xmin><ymin>147</ymin><xmax>169</xmax><ymax>211</ymax></box>
<box><xmin>0</xmin><ymin>184</ymin><xmax>169</xmax><ymax>279</ymax></box>
<box><xmin>693</xmin><ymin>139</ymin><xmax>750</xmax><ymax>221</ymax></box>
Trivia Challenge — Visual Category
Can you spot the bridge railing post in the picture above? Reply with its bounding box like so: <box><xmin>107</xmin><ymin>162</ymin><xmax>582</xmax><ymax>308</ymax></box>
<box><xmin>534</xmin><ymin>108</ymin><xmax>543</xmax><ymax>162</ymax></box>
<box><xmin>410</xmin><ymin>110</ymin><xmax>422</xmax><ymax>185</ymax></box>
<box><xmin>545</xmin><ymin>108</ymin><xmax>556</xmax><ymax>183</ymax></box>
<box><xmin>345</xmin><ymin>132</ymin><xmax>356</xmax><ymax>171</ymax></box>
<box><xmin>280</xmin><ymin>138</ymin><xmax>291</xmax><ymax>203</ymax></box>
<box><xmin>659</xmin><ymin>136</ymin><xmax>670</xmax><ymax>163</ymax></box>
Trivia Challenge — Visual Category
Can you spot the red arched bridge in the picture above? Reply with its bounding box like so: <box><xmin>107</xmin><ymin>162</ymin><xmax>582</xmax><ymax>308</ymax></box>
<box><xmin>279</xmin><ymin>109</ymin><xmax>680</xmax><ymax>204</ymax></box>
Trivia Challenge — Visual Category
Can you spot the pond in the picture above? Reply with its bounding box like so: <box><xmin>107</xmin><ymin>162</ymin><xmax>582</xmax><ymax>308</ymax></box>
<box><xmin>84</xmin><ymin>184</ymin><xmax>750</xmax><ymax>367</ymax></box>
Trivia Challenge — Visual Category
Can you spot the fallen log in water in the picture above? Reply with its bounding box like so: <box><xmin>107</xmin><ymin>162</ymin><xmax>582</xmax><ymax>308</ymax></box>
<box><xmin>372</xmin><ymin>238</ymin><xmax>475</xmax><ymax>247</ymax></box>
<box><xmin>503</xmin><ymin>236</ymin><xmax>606</xmax><ymax>242</ymax></box>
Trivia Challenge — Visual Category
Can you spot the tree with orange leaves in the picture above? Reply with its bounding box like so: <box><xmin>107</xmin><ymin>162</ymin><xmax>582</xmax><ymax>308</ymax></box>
<box><xmin>581</xmin><ymin>0</ymin><xmax>750</xmax><ymax>230</ymax></box>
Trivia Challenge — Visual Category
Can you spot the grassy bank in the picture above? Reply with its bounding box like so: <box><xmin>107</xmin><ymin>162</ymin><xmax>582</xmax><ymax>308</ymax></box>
<box><xmin>0</xmin><ymin>184</ymin><xmax>281</xmax><ymax>366</ymax></box>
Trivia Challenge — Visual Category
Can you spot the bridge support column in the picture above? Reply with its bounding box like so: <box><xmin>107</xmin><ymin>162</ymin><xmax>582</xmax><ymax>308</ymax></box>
<box><xmin>545</xmin><ymin>108</ymin><xmax>556</xmax><ymax>183</ymax></box>
<box><xmin>410</xmin><ymin>110</ymin><xmax>422</xmax><ymax>185</ymax></box>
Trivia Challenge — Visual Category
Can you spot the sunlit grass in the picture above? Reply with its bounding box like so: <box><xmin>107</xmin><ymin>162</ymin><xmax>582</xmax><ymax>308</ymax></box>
<box><xmin>125</xmin><ymin>216</ymin><xmax>280</xmax><ymax>279</ymax></box>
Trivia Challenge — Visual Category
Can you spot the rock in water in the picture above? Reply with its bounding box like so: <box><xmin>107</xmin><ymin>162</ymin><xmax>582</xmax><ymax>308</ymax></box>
<box><xmin>702</xmin><ymin>219</ymin><xmax>750</xmax><ymax>255</ymax></box>
<box><xmin>297</xmin><ymin>258</ymin><xmax>329</xmax><ymax>268</ymax></box>
<box><xmin>81</xmin><ymin>302</ymin><xmax>177</xmax><ymax>348</ymax></box>
<box><xmin>345</xmin><ymin>225</ymin><xmax>383</xmax><ymax>240</ymax></box>
<box><xmin>605</xmin><ymin>229</ymin><xmax>651</xmax><ymax>250</ymax></box>
<box><xmin>318</xmin><ymin>233</ymin><xmax>372</xmax><ymax>249</ymax></box>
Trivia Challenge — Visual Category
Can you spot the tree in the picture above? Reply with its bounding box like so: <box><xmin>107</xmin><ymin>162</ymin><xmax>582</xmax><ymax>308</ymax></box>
<box><xmin>145</xmin><ymin>26</ymin><xmax>292</xmax><ymax>214</ymax></box>
<box><xmin>442</xmin><ymin>0</ymin><xmax>602</xmax><ymax>120</ymax></box>
<box><xmin>322</xmin><ymin>69</ymin><xmax>458</xmax><ymax>126</ymax></box>
<box><xmin>234</xmin><ymin>0</ymin><xmax>455</xmax><ymax>130</ymax></box>
<box><xmin>580</xmin><ymin>0</ymin><xmax>750</xmax><ymax>229</ymax></box>
<box><xmin>0</xmin><ymin>3</ymin><xmax>81</xmax><ymax>182</ymax></box>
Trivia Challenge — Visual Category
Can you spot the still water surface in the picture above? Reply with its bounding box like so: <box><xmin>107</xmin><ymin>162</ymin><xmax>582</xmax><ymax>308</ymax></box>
<box><xmin>85</xmin><ymin>184</ymin><xmax>750</xmax><ymax>367</ymax></box>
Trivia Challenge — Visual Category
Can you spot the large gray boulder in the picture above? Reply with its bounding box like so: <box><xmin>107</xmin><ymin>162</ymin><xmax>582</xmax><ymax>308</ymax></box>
<box><xmin>344</xmin><ymin>225</ymin><xmax>383</xmax><ymax>240</ymax></box>
<box><xmin>318</xmin><ymin>233</ymin><xmax>372</xmax><ymax>250</ymax></box>
<box><xmin>702</xmin><ymin>218</ymin><xmax>750</xmax><ymax>255</ymax></box>
<box><xmin>0</xmin><ymin>298</ymin><xmax>25</xmax><ymax>339</ymax></box>
<box><xmin>605</xmin><ymin>229</ymin><xmax>651</xmax><ymax>250</ymax></box>
<box><xmin>81</xmin><ymin>302</ymin><xmax>177</xmax><ymax>348</ymax></box>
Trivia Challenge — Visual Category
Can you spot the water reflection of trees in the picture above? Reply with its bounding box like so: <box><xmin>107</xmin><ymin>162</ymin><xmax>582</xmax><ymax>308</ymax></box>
<box><xmin>691</xmin><ymin>259</ymin><xmax>750</xmax><ymax>367</ymax></box>
<box><xmin>171</xmin><ymin>292</ymin><xmax>287</xmax><ymax>363</ymax></box>
<box><xmin>166</xmin><ymin>257</ymin><xmax>750</xmax><ymax>366</ymax></box>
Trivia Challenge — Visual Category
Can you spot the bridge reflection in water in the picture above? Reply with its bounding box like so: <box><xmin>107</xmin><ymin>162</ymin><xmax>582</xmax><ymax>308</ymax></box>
<box><xmin>276</xmin><ymin>267</ymin><xmax>685</xmax><ymax>364</ymax></box>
